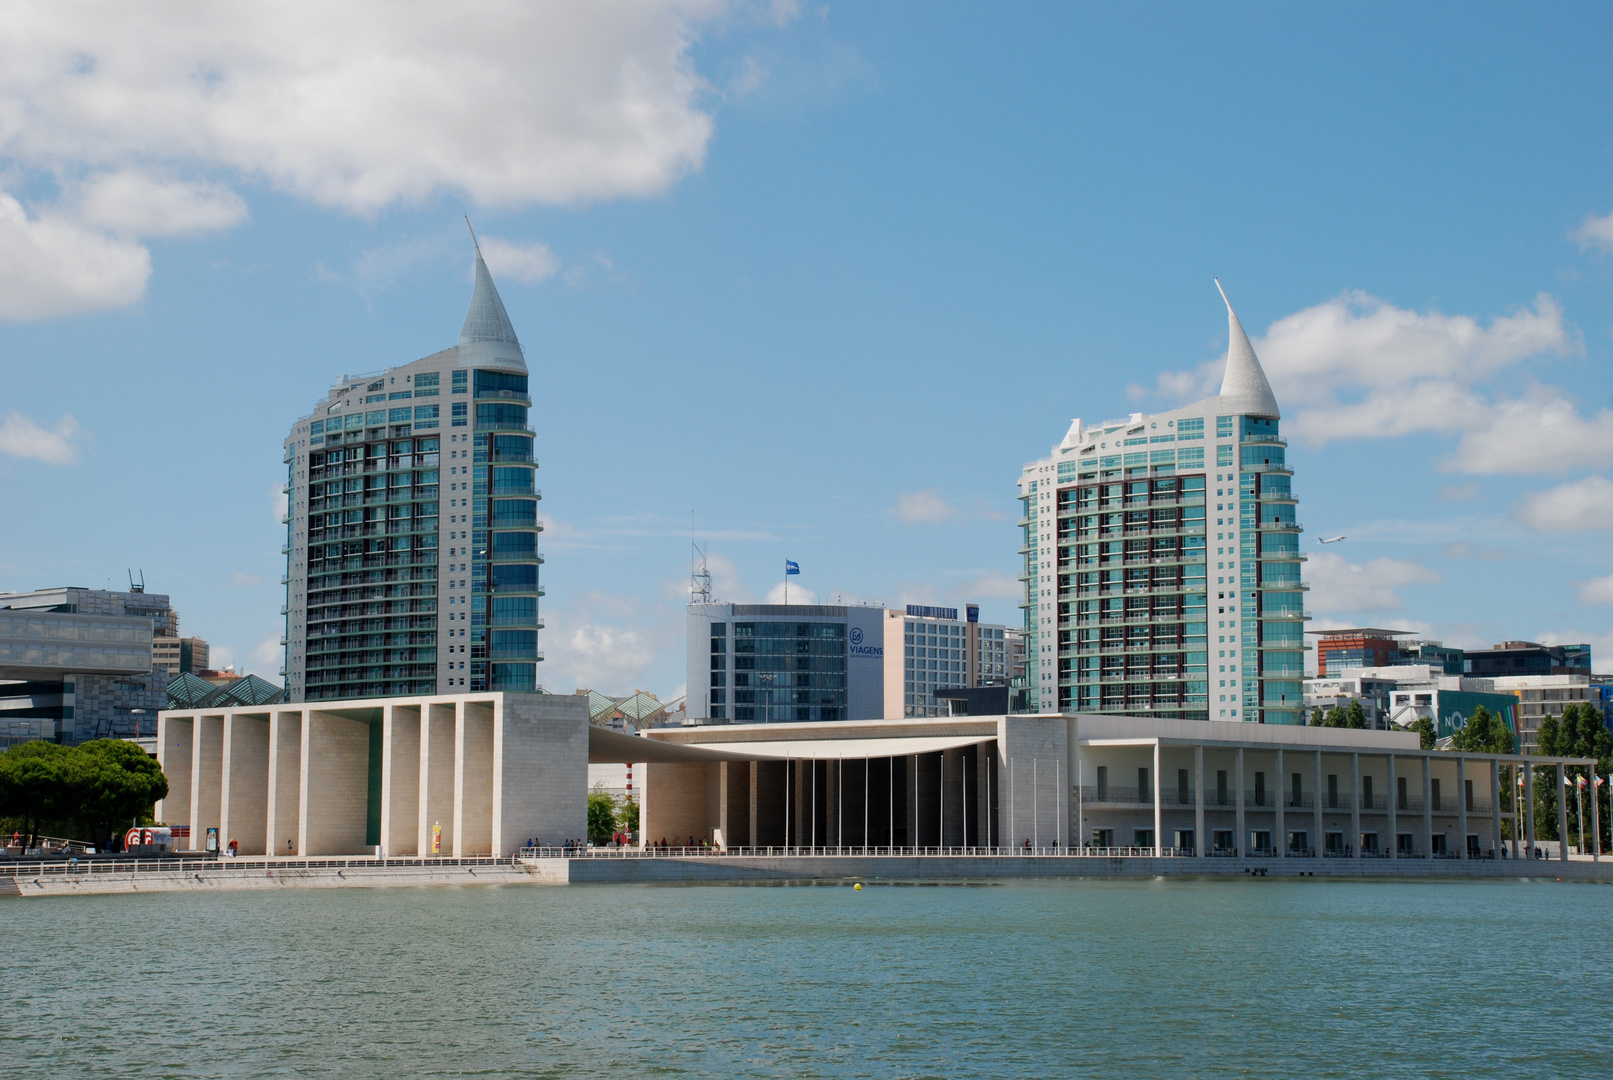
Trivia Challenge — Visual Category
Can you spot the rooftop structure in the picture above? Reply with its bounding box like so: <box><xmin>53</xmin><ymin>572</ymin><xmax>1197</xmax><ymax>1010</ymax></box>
<box><xmin>1018</xmin><ymin>283</ymin><xmax>1307</xmax><ymax>723</ymax></box>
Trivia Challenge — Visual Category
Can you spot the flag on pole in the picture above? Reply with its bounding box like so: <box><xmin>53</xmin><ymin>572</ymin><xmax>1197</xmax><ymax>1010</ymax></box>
<box><xmin>1577</xmin><ymin>775</ymin><xmax>1588</xmax><ymax>787</ymax></box>
<box><xmin>1565</xmin><ymin>773</ymin><xmax>1574</xmax><ymax>787</ymax></box>
<box><xmin>785</xmin><ymin>560</ymin><xmax>800</xmax><ymax>576</ymax></box>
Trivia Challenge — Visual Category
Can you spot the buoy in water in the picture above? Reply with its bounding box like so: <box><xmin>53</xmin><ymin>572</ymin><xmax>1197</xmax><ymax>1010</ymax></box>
<box><xmin>853</xmin><ymin>882</ymin><xmax>862</xmax><ymax>891</ymax></box>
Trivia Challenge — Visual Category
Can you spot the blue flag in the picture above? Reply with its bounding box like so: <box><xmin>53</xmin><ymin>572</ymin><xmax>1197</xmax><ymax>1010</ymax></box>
<box><xmin>785</xmin><ymin>559</ymin><xmax>800</xmax><ymax>576</ymax></box>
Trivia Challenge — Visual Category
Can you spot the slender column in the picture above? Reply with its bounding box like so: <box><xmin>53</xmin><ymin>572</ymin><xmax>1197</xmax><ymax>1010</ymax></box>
<box><xmin>1350</xmin><ymin>752</ymin><xmax>1361</xmax><ymax>860</ymax></box>
<box><xmin>1194</xmin><ymin>744</ymin><xmax>1205</xmax><ymax>859</ymax></box>
<box><xmin>1235</xmin><ymin>747</ymin><xmax>1245</xmax><ymax>859</ymax></box>
<box><xmin>1275</xmin><ymin>748</ymin><xmax>1285</xmax><ymax>859</ymax></box>
<box><xmin>1557</xmin><ymin>762</ymin><xmax>1569</xmax><ymax>862</ymax></box>
<box><xmin>1457</xmin><ymin>757</ymin><xmax>1468</xmax><ymax>860</ymax></box>
<box><xmin>1490</xmin><ymin>759</ymin><xmax>1501</xmax><ymax>860</ymax></box>
<box><xmin>1592</xmin><ymin>762</ymin><xmax>1602</xmax><ymax>861</ymax></box>
<box><xmin>1387</xmin><ymin>754</ymin><xmax>1398</xmax><ymax>860</ymax></box>
<box><xmin>749</xmin><ymin>761</ymin><xmax>759</xmax><ymax>848</ymax></box>
<box><xmin>1075</xmin><ymin>742</ymin><xmax>1084</xmax><ymax>853</ymax></box>
<box><xmin>1525</xmin><ymin>761</ymin><xmax>1535</xmax><ymax>860</ymax></box>
<box><xmin>1313</xmin><ymin>750</ymin><xmax>1323</xmax><ymax>858</ymax></box>
<box><xmin>1422</xmin><ymin>755</ymin><xmax>1433</xmax><ymax>860</ymax></box>
<box><xmin>1152</xmin><ymin>740</ymin><xmax>1163</xmax><ymax>857</ymax></box>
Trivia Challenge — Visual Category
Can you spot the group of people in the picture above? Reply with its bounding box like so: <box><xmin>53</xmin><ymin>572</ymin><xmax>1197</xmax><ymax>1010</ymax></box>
<box><xmin>647</xmin><ymin>836</ymin><xmax>715</xmax><ymax>851</ymax></box>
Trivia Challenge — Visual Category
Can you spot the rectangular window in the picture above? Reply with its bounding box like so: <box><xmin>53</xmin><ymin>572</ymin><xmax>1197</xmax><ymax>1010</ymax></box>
<box><xmin>389</xmin><ymin>407</ymin><xmax>411</xmax><ymax>423</ymax></box>
<box><xmin>414</xmin><ymin>405</ymin><xmax>440</xmax><ymax>420</ymax></box>
<box><xmin>309</xmin><ymin>419</ymin><xmax>324</xmax><ymax>435</ymax></box>
<box><xmin>389</xmin><ymin>391</ymin><xmax>412</xmax><ymax>400</ymax></box>
<box><xmin>365</xmin><ymin>410</ymin><xmax>386</xmax><ymax>426</ymax></box>
<box><xmin>452</xmin><ymin>370</ymin><xmax>468</xmax><ymax>393</ymax></box>
<box><xmin>474</xmin><ymin>370</ymin><xmax>529</xmax><ymax>398</ymax></box>
<box><xmin>1216</xmin><ymin>415</ymin><xmax>1235</xmax><ymax>438</ymax></box>
<box><xmin>344</xmin><ymin>414</ymin><xmax>364</xmax><ymax>431</ymax></box>
<box><xmin>365</xmin><ymin>394</ymin><xmax>386</xmax><ymax>403</ymax></box>
<box><xmin>1216</xmin><ymin>444</ymin><xmax>1234</xmax><ymax>467</ymax></box>
<box><xmin>1177</xmin><ymin>447</ymin><xmax>1204</xmax><ymax>468</ymax></box>
<box><xmin>1149</xmin><ymin>450</ymin><xmax>1175</xmax><ymax>465</ymax></box>
<box><xmin>1177</xmin><ymin>418</ymin><xmax>1204</xmax><ymax>439</ymax></box>
<box><xmin>476</xmin><ymin>402</ymin><xmax>529</xmax><ymax>430</ymax></box>
<box><xmin>451</xmin><ymin>401</ymin><xmax>468</xmax><ymax>427</ymax></box>
<box><xmin>415</xmin><ymin>372</ymin><xmax>439</xmax><ymax>388</ymax></box>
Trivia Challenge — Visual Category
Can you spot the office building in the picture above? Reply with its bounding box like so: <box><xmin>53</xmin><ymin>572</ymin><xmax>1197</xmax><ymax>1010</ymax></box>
<box><xmin>685</xmin><ymin>602</ymin><xmax>1012</xmax><ymax>724</ymax></box>
<box><xmin>0</xmin><ymin>585</ymin><xmax>172</xmax><ymax>744</ymax></box>
<box><xmin>281</xmin><ymin>236</ymin><xmax>543</xmax><ymax>702</ymax></box>
<box><xmin>153</xmin><ymin>635</ymin><xmax>210</xmax><ymax>676</ymax></box>
<box><xmin>1308</xmin><ymin>628</ymin><xmax>1465</xmax><ymax>679</ymax></box>
<box><xmin>1018</xmin><ymin>285</ymin><xmax>1307</xmax><ymax>723</ymax></box>
<box><xmin>1463</xmin><ymin>641</ymin><xmax>1591</xmax><ymax>677</ymax></box>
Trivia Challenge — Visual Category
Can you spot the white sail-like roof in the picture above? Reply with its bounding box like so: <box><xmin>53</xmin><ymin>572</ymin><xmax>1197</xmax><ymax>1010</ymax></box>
<box><xmin>1213</xmin><ymin>278</ymin><xmax>1279</xmax><ymax>419</ymax></box>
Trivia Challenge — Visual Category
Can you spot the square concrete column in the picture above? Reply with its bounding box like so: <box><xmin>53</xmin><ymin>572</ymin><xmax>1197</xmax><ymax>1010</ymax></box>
<box><xmin>1457</xmin><ymin>757</ymin><xmax>1468</xmax><ymax>860</ymax></box>
<box><xmin>1194</xmin><ymin>745</ymin><xmax>1205</xmax><ymax>858</ymax></box>
<box><xmin>1490</xmin><ymin>759</ymin><xmax>1501</xmax><ymax>860</ymax></box>
<box><xmin>419</xmin><ymin>702</ymin><xmax>455</xmax><ymax>854</ymax></box>
<box><xmin>267</xmin><ymin>710</ymin><xmax>303</xmax><ymax>856</ymax></box>
<box><xmin>380</xmin><ymin>704</ymin><xmax>421</xmax><ymax>856</ymax></box>
<box><xmin>1557</xmin><ymin>762</ymin><xmax>1569</xmax><ymax>861</ymax></box>
<box><xmin>1422</xmin><ymin>756</ymin><xmax>1433</xmax><ymax>860</ymax></box>
<box><xmin>1152</xmin><ymin>741</ymin><xmax>1163</xmax><ymax>856</ymax></box>
<box><xmin>1350</xmin><ymin>752</ymin><xmax>1361</xmax><ymax>859</ymax></box>
<box><xmin>190</xmin><ymin>715</ymin><xmax>225</xmax><ymax>853</ymax></box>
<box><xmin>220</xmin><ymin>713</ymin><xmax>269</xmax><ymax>856</ymax></box>
<box><xmin>156</xmin><ymin>715</ymin><xmax>194</xmax><ymax>828</ymax></box>
<box><xmin>1313</xmin><ymin>751</ymin><xmax>1323</xmax><ymax>858</ymax></box>
<box><xmin>1525</xmin><ymin>761</ymin><xmax>1535</xmax><ymax>860</ymax></box>
<box><xmin>1274</xmin><ymin>748</ymin><xmax>1285</xmax><ymax>859</ymax></box>
<box><xmin>1235</xmin><ymin>747</ymin><xmax>1245</xmax><ymax>858</ymax></box>
<box><xmin>1387</xmin><ymin>754</ymin><xmax>1398</xmax><ymax>860</ymax></box>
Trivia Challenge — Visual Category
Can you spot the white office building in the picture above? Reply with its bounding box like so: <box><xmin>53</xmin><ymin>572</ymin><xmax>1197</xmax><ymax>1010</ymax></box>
<box><xmin>1017</xmin><ymin>284</ymin><xmax>1308</xmax><ymax>723</ymax></box>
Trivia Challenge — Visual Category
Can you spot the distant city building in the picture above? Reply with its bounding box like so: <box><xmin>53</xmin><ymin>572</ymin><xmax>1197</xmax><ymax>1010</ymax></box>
<box><xmin>685</xmin><ymin>601</ymin><xmax>1011</xmax><ymax>723</ymax></box>
<box><xmin>281</xmin><ymin>235</ymin><xmax>542</xmax><ymax>702</ymax></box>
<box><xmin>1463</xmin><ymin>641</ymin><xmax>1591</xmax><ymax>677</ymax></box>
<box><xmin>1018</xmin><ymin>286</ymin><xmax>1307</xmax><ymax>723</ymax></box>
<box><xmin>0</xmin><ymin>585</ymin><xmax>172</xmax><ymax>744</ymax></box>
<box><xmin>1309</xmin><ymin>628</ymin><xmax>1465</xmax><ymax>678</ymax></box>
<box><xmin>165</xmin><ymin>671</ymin><xmax>286</xmax><ymax>711</ymax></box>
<box><xmin>1303</xmin><ymin>674</ymin><xmax>1398</xmax><ymax>728</ymax></box>
<box><xmin>153</xmin><ymin>635</ymin><xmax>210</xmax><ymax>676</ymax></box>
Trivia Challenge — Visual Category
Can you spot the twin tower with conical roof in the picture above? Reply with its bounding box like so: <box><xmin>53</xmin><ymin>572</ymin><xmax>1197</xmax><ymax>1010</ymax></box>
<box><xmin>281</xmin><ymin>231</ymin><xmax>542</xmax><ymax>702</ymax></box>
<box><xmin>1017</xmin><ymin>284</ymin><xmax>1307</xmax><ymax>724</ymax></box>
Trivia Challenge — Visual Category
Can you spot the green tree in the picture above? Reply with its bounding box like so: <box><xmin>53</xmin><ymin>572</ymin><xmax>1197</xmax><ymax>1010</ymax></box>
<box><xmin>1346</xmin><ymin>700</ymin><xmax>1368</xmax><ymax>730</ymax></box>
<box><xmin>0</xmin><ymin>741</ymin><xmax>76</xmax><ymax>846</ymax></box>
<box><xmin>1535</xmin><ymin>704</ymin><xmax>1613</xmax><ymax>850</ymax></box>
<box><xmin>73</xmin><ymin>740</ymin><xmax>169</xmax><ymax>851</ymax></box>
<box><xmin>587</xmin><ymin>785</ymin><xmax>618</xmax><ymax>844</ymax></box>
<box><xmin>619</xmin><ymin>798</ymin><xmax>640</xmax><ymax>834</ymax></box>
<box><xmin>1411</xmin><ymin>715</ymin><xmax>1436</xmax><ymax>750</ymax></box>
<box><xmin>1324</xmin><ymin>705</ymin><xmax>1347</xmax><ymax>728</ymax></box>
<box><xmin>1450</xmin><ymin>704</ymin><xmax>1515</xmax><ymax>755</ymax></box>
<box><xmin>1309</xmin><ymin>707</ymin><xmax>1324</xmax><ymax>727</ymax></box>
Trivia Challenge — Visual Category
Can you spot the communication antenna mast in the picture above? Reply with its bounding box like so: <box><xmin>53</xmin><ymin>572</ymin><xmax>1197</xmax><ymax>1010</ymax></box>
<box><xmin>690</xmin><ymin>511</ymin><xmax>713</xmax><ymax>604</ymax></box>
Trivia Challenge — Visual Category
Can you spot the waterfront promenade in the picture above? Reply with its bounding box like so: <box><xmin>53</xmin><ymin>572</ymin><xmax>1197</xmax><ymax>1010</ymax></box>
<box><xmin>4</xmin><ymin>845</ymin><xmax>1611</xmax><ymax>896</ymax></box>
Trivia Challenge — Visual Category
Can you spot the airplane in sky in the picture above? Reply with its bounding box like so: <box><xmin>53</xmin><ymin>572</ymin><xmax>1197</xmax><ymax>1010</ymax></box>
<box><xmin>1318</xmin><ymin>535</ymin><xmax>1347</xmax><ymax>544</ymax></box>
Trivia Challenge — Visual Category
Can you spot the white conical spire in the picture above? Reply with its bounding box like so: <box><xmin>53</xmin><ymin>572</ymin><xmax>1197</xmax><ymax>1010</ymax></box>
<box><xmin>460</xmin><ymin>218</ymin><xmax>522</xmax><ymax>351</ymax></box>
<box><xmin>1214</xmin><ymin>278</ymin><xmax>1279</xmax><ymax>419</ymax></box>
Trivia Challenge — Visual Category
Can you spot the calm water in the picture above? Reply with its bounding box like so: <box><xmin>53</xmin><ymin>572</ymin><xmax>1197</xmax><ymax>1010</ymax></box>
<box><xmin>3</xmin><ymin>877</ymin><xmax>1608</xmax><ymax>1078</ymax></box>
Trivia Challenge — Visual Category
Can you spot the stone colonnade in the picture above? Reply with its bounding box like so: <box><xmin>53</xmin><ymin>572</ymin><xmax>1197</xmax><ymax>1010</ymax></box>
<box><xmin>156</xmin><ymin>693</ymin><xmax>587</xmax><ymax>857</ymax></box>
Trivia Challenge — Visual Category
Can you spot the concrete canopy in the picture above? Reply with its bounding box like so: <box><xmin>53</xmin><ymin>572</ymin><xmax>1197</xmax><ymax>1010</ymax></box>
<box><xmin>589</xmin><ymin>725</ymin><xmax>995</xmax><ymax>764</ymax></box>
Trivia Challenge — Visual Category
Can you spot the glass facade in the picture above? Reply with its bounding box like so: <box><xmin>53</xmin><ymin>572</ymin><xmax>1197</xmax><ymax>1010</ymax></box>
<box><xmin>729</xmin><ymin>621</ymin><xmax>846</xmax><ymax>723</ymax></box>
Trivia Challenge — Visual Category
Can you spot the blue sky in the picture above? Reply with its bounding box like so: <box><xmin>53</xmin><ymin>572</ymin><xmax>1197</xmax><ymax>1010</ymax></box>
<box><xmin>3</xmin><ymin>3</ymin><xmax>1613</xmax><ymax>697</ymax></box>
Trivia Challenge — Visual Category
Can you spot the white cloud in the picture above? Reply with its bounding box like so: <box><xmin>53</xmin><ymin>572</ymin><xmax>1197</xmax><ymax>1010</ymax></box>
<box><xmin>0</xmin><ymin>410</ymin><xmax>81</xmax><ymax>464</ymax></box>
<box><xmin>1513</xmin><ymin>476</ymin><xmax>1613</xmax><ymax>531</ymax></box>
<box><xmin>71</xmin><ymin>171</ymin><xmax>247</xmax><ymax>237</ymax></box>
<box><xmin>477</xmin><ymin>236</ymin><xmax>560</xmax><ymax>284</ymax></box>
<box><xmin>248</xmin><ymin>634</ymin><xmax>283</xmax><ymax>675</ymax></box>
<box><xmin>1577</xmin><ymin>575</ymin><xmax>1613</xmax><ymax>606</ymax></box>
<box><xmin>896</xmin><ymin>489</ymin><xmax>955</xmax><ymax>524</ymax></box>
<box><xmin>0</xmin><ymin>194</ymin><xmax>148</xmax><ymax>319</ymax></box>
<box><xmin>764</xmin><ymin>581</ymin><xmax>816</xmax><ymax>604</ymax></box>
<box><xmin>1305</xmin><ymin>551</ymin><xmax>1441</xmax><ymax>614</ymax></box>
<box><xmin>0</xmin><ymin>1</ymin><xmax>748</xmax><ymax>318</ymax></box>
<box><xmin>1569</xmin><ymin>210</ymin><xmax>1613</xmax><ymax>253</ymax></box>
<box><xmin>1136</xmin><ymin>291</ymin><xmax>1602</xmax><ymax>476</ymax></box>
<box><xmin>228</xmin><ymin>571</ymin><xmax>265</xmax><ymax>588</ymax></box>
<box><xmin>539</xmin><ymin>591</ymin><xmax>681</xmax><ymax>695</ymax></box>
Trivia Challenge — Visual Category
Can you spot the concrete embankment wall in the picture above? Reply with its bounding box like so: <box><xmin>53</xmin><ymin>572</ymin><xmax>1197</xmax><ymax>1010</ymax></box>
<box><xmin>2</xmin><ymin>860</ymin><xmax>564</xmax><ymax>898</ymax></box>
<box><xmin>559</xmin><ymin>855</ymin><xmax>1613</xmax><ymax>884</ymax></box>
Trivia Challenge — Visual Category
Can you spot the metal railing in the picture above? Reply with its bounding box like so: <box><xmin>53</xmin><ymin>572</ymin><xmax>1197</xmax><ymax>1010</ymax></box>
<box><xmin>0</xmin><ymin>855</ymin><xmax>517</xmax><ymax>879</ymax></box>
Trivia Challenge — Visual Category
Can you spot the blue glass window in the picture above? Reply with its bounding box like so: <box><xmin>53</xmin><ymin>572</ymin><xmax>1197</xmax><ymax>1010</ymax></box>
<box><xmin>475</xmin><ymin>403</ymin><xmax>528</xmax><ymax>430</ymax></box>
<box><xmin>389</xmin><ymin>407</ymin><xmax>411</xmax><ymax>423</ymax></box>
<box><xmin>490</xmin><ymin>596</ymin><xmax>538</xmax><ymax>625</ymax></box>
<box><xmin>413</xmin><ymin>405</ymin><xmax>439</xmax><ymax>420</ymax></box>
